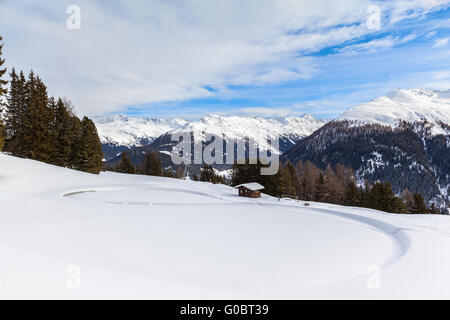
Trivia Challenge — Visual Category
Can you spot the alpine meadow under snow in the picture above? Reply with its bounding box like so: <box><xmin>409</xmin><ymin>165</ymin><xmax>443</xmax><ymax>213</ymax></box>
<box><xmin>1</xmin><ymin>153</ymin><xmax>450</xmax><ymax>299</ymax></box>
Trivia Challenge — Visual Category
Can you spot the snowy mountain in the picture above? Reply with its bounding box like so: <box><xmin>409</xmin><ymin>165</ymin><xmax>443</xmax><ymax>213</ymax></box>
<box><xmin>93</xmin><ymin>114</ymin><xmax>188</xmax><ymax>147</ymax></box>
<box><xmin>170</xmin><ymin>114</ymin><xmax>324</xmax><ymax>146</ymax></box>
<box><xmin>339</xmin><ymin>89</ymin><xmax>450</xmax><ymax>135</ymax></box>
<box><xmin>2</xmin><ymin>153</ymin><xmax>450</xmax><ymax>299</ymax></box>
<box><xmin>284</xmin><ymin>89</ymin><xmax>450</xmax><ymax>209</ymax></box>
<box><xmin>95</xmin><ymin>114</ymin><xmax>325</xmax><ymax>161</ymax></box>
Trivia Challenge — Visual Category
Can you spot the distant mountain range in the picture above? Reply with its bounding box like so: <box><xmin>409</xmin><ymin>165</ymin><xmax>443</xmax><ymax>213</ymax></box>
<box><xmin>94</xmin><ymin>114</ymin><xmax>326</xmax><ymax>161</ymax></box>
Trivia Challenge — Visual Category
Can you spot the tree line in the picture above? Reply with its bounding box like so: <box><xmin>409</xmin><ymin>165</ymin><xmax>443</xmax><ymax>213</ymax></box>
<box><xmin>111</xmin><ymin>151</ymin><xmax>227</xmax><ymax>184</ymax></box>
<box><xmin>111</xmin><ymin>150</ymin><xmax>184</xmax><ymax>178</ymax></box>
<box><xmin>0</xmin><ymin>35</ymin><xmax>103</xmax><ymax>174</ymax></box>
<box><xmin>231</xmin><ymin>159</ymin><xmax>440</xmax><ymax>214</ymax></box>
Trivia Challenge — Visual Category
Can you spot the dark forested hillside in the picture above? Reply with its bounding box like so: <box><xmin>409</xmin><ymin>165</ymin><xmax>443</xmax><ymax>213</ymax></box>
<box><xmin>282</xmin><ymin>120</ymin><xmax>449</xmax><ymax>208</ymax></box>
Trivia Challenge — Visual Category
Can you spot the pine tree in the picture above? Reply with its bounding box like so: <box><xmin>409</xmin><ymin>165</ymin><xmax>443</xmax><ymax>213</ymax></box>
<box><xmin>345</xmin><ymin>180</ymin><xmax>361</xmax><ymax>206</ymax></box>
<box><xmin>24</xmin><ymin>71</ymin><xmax>41</xmax><ymax>159</ymax></box>
<box><xmin>200</xmin><ymin>164</ymin><xmax>215</xmax><ymax>182</ymax></box>
<box><xmin>364</xmin><ymin>182</ymin><xmax>405</xmax><ymax>213</ymax></box>
<box><xmin>314</xmin><ymin>173</ymin><xmax>327</xmax><ymax>202</ymax></box>
<box><xmin>281</xmin><ymin>161</ymin><xmax>297</xmax><ymax>198</ymax></box>
<box><xmin>410</xmin><ymin>193</ymin><xmax>427</xmax><ymax>214</ymax></box>
<box><xmin>383</xmin><ymin>182</ymin><xmax>406</xmax><ymax>213</ymax></box>
<box><xmin>0</xmin><ymin>35</ymin><xmax>6</xmax><ymax>151</ymax></box>
<box><xmin>75</xmin><ymin>117</ymin><xmax>103</xmax><ymax>174</ymax></box>
<box><xmin>117</xmin><ymin>151</ymin><xmax>136</xmax><ymax>174</ymax></box>
<box><xmin>69</xmin><ymin>115</ymin><xmax>83</xmax><ymax>168</ymax></box>
<box><xmin>51</xmin><ymin>98</ymin><xmax>73</xmax><ymax>166</ymax></box>
<box><xmin>142</xmin><ymin>151</ymin><xmax>163</xmax><ymax>176</ymax></box>
<box><xmin>5</xmin><ymin>70</ymin><xmax>27</xmax><ymax>156</ymax></box>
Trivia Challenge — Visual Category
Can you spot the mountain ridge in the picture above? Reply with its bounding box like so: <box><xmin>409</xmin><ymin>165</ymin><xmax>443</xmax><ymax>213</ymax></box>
<box><xmin>94</xmin><ymin>113</ymin><xmax>326</xmax><ymax>160</ymax></box>
<box><xmin>338</xmin><ymin>88</ymin><xmax>450</xmax><ymax>135</ymax></box>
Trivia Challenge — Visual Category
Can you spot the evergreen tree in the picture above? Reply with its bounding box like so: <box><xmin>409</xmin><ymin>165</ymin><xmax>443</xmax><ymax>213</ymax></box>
<box><xmin>51</xmin><ymin>98</ymin><xmax>73</xmax><ymax>166</ymax></box>
<box><xmin>410</xmin><ymin>193</ymin><xmax>427</xmax><ymax>214</ymax></box>
<box><xmin>25</xmin><ymin>73</ymin><xmax>52</xmax><ymax>161</ymax></box>
<box><xmin>0</xmin><ymin>36</ymin><xmax>6</xmax><ymax>151</ymax></box>
<box><xmin>4</xmin><ymin>69</ymin><xmax>27</xmax><ymax>155</ymax></box>
<box><xmin>281</xmin><ymin>161</ymin><xmax>297</xmax><ymax>198</ymax></box>
<box><xmin>364</xmin><ymin>182</ymin><xmax>406</xmax><ymax>213</ymax></box>
<box><xmin>314</xmin><ymin>173</ymin><xmax>327</xmax><ymax>202</ymax></box>
<box><xmin>200</xmin><ymin>164</ymin><xmax>215</xmax><ymax>182</ymax></box>
<box><xmin>142</xmin><ymin>151</ymin><xmax>163</xmax><ymax>176</ymax></box>
<box><xmin>75</xmin><ymin>117</ymin><xmax>103</xmax><ymax>174</ymax></box>
<box><xmin>200</xmin><ymin>164</ymin><xmax>225</xmax><ymax>184</ymax></box>
<box><xmin>69</xmin><ymin>115</ymin><xmax>83</xmax><ymax>167</ymax></box>
<box><xmin>117</xmin><ymin>151</ymin><xmax>136</xmax><ymax>174</ymax></box>
<box><xmin>345</xmin><ymin>181</ymin><xmax>361</xmax><ymax>206</ymax></box>
<box><xmin>232</xmin><ymin>160</ymin><xmax>262</xmax><ymax>186</ymax></box>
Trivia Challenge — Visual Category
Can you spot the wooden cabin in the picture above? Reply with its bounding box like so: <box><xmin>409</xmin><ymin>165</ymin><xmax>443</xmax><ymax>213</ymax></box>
<box><xmin>234</xmin><ymin>183</ymin><xmax>265</xmax><ymax>198</ymax></box>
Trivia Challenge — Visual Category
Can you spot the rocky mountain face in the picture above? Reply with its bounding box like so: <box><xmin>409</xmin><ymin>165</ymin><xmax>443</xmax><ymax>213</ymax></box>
<box><xmin>283</xmin><ymin>89</ymin><xmax>450</xmax><ymax>209</ymax></box>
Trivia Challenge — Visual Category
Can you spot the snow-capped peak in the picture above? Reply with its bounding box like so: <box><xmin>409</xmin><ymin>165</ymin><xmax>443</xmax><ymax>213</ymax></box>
<box><xmin>92</xmin><ymin>115</ymin><xmax>188</xmax><ymax>147</ymax></box>
<box><xmin>338</xmin><ymin>88</ymin><xmax>450</xmax><ymax>135</ymax></box>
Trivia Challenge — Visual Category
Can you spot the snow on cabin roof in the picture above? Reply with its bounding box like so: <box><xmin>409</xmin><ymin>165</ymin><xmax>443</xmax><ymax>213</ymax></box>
<box><xmin>234</xmin><ymin>183</ymin><xmax>265</xmax><ymax>191</ymax></box>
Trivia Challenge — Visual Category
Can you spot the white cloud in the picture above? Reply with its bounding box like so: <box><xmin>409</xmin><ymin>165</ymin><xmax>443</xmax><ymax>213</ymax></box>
<box><xmin>433</xmin><ymin>37</ymin><xmax>449</xmax><ymax>48</ymax></box>
<box><xmin>0</xmin><ymin>0</ymin><xmax>447</xmax><ymax>116</ymax></box>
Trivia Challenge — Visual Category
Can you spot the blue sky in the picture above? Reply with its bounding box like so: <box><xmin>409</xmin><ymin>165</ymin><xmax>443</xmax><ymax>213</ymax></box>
<box><xmin>1</xmin><ymin>0</ymin><xmax>449</xmax><ymax>119</ymax></box>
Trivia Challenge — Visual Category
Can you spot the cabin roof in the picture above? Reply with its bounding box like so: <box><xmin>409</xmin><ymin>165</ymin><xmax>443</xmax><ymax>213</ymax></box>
<box><xmin>234</xmin><ymin>183</ymin><xmax>265</xmax><ymax>191</ymax></box>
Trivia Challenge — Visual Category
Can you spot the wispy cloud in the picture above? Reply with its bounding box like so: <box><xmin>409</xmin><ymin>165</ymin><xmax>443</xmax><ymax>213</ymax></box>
<box><xmin>433</xmin><ymin>37</ymin><xmax>449</xmax><ymax>47</ymax></box>
<box><xmin>337</xmin><ymin>34</ymin><xmax>417</xmax><ymax>55</ymax></box>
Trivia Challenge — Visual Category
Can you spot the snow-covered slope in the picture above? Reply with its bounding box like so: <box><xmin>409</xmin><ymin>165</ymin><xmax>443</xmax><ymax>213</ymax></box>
<box><xmin>94</xmin><ymin>114</ymin><xmax>325</xmax><ymax>148</ymax></box>
<box><xmin>339</xmin><ymin>89</ymin><xmax>450</xmax><ymax>135</ymax></box>
<box><xmin>2</xmin><ymin>153</ymin><xmax>450</xmax><ymax>299</ymax></box>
